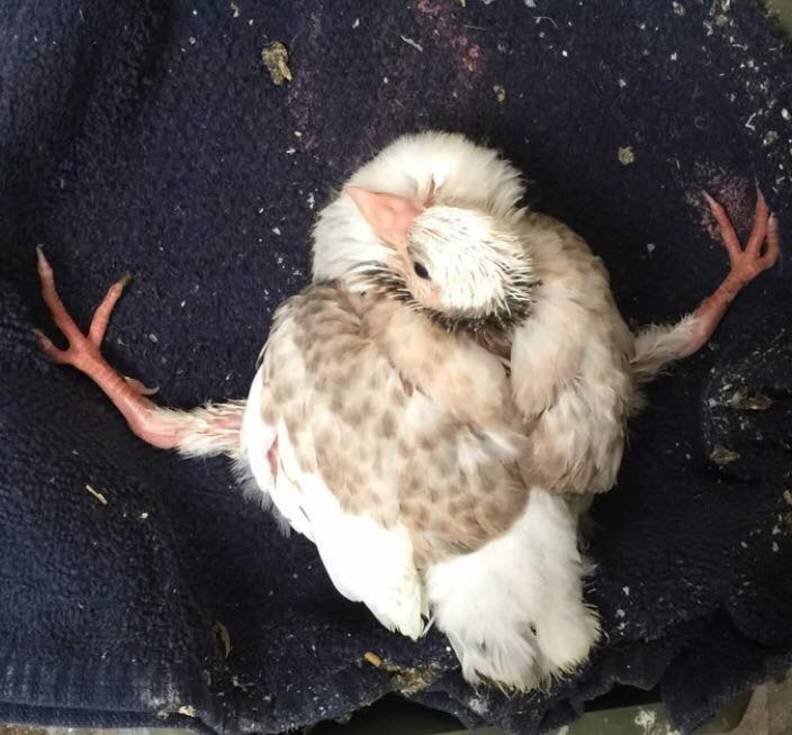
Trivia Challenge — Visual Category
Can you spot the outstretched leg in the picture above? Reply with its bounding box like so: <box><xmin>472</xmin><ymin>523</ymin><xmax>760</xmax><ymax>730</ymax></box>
<box><xmin>34</xmin><ymin>248</ymin><xmax>244</xmax><ymax>455</ymax></box>
<box><xmin>632</xmin><ymin>190</ymin><xmax>779</xmax><ymax>381</ymax></box>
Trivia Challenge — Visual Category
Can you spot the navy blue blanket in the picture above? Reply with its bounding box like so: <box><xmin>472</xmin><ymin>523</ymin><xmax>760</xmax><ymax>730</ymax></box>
<box><xmin>1</xmin><ymin>1</ymin><xmax>791</xmax><ymax>733</ymax></box>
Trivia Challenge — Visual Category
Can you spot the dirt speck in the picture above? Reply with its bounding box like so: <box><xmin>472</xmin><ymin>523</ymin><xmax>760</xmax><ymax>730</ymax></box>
<box><xmin>214</xmin><ymin>621</ymin><xmax>232</xmax><ymax>659</ymax></box>
<box><xmin>387</xmin><ymin>663</ymin><xmax>442</xmax><ymax>693</ymax></box>
<box><xmin>725</xmin><ymin>390</ymin><xmax>773</xmax><ymax>411</ymax></box>
<box><xmin>762</xmin><ymin>130</ymin><xmax>779</xmax><ymax>147</ymax></box>
<box><xmin>493</xmin><ymin>84</ymin><xmax>506</xmax><ymax>103</ymax></box>
<box><xmin>400</xmin><ymin>34</ymin><xmax>424</xmax><ymax>52</ymax></box>
<box><xmin>618</xmin><ymin>146</ymin><xmax>635</xmax><ymax>165</ymax></box>
<box><xmin>361</xmin><ymin>652</ymin><xmax>440</xmax><ymax>692</ymax></box>
<box><xmin>710</xmin><ymin>444</ymin><xmax>739</xmax><ymax>465</ymax></box>
<box><xmin>783</xmin><ymin>490</ymin><xmax>792</xmax><ymax>506</ymax></box>
<box><xmin>261</xmin><ymin>42</ymin><xmax>292</xmax><ymax>86</ymax></box>
<box><xmin>85</xmin><ymin>483</ymin><xmax>108</xmax><ymax>505</ymax></box>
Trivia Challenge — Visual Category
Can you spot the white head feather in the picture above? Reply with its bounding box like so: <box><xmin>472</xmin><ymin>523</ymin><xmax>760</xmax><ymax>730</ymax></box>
<box><xmin>311</xmin><ymin>131</ymin><xmax>535</xmax><ymax>332</ymax></box>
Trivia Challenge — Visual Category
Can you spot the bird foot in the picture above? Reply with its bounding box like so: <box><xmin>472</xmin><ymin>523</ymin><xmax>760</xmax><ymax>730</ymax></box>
<box><xmin>33</xmin><ymin>248</ymin><xmax>179</xmax><ymax>449</ymax></box>
<box><xmin>703</xmin><ymin>189</ymin><xmax>779</xmax><ymax>296</ymax></box>
<box><xmin>124</xmin><ymin>375</ymin><xmax>160</xmax><ymax>396</ymax></box>
<box><xmin>33</xmin><ymin>247</ymin><xmax>130</xmax><ymax>372</ymax></box>
<box><xmin>681</xmin><ymin>190</ymin><xmax>780</xmax><ymax>358</ymax></box>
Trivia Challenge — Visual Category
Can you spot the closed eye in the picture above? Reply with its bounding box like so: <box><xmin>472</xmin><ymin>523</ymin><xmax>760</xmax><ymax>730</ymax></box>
<box><xmin>413</xmin><ymin>261</ymin><xmax>431</xmax><ymax>280</ymax></box>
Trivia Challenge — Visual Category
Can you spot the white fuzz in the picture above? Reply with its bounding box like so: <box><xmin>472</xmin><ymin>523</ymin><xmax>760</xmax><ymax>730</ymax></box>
<box><xmin>410</xmin><ymin>206</ymin><xmax>535</xmax><ymax>317</ymax></box>
<box><xmin>632</xmin><ymin>314</ymin><xmax>699</xmax><ymax>382</ymax></box>
<box><xmin>239</xmin><ymin>368</ymin><xmax>426</xmax><ymax>639</ymax></box>
<box><xmin>148</xmin><ymin>400</ymin><xmax>246</xmax><ymax>459</ymax></box>
<box><xmin>312</xmin><ymin>131</ymin><xmax>526</xmax><ymax>286</ymax></box>
<box><xmin>425</xmin><ymin>488</ymin><xmax>600</xmax><ymax>690</ymax></box>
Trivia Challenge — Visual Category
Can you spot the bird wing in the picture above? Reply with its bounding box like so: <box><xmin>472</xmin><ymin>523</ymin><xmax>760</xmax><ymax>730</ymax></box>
<box><xmin>509</xmin><ymin>214</ymin><xmax>635</xmax><ymax>493</ymax></box>
<box><xmin>240</xmin><ymin>284</ymin><xmax>426</xmax><ymax>638</ymax></box>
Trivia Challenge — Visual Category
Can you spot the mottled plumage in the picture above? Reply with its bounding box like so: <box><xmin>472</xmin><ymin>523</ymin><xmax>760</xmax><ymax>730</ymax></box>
<box><xmin>258</xmin><ymin>283</ymin><xmax>529</xmax><ymax>564</ymax></box>
<box><xmin>237</xmin><ymin>133</ymin><xmax>639</xmax><ymax>686</ymax></box>
<box><xmin>35</xmin><ymin>131</ymin><xmax>779</xmax><ymax>691</ymax></box>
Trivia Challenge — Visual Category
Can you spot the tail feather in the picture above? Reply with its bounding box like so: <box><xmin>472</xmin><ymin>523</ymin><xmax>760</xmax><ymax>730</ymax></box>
<box><xmin>426</xmin><ymin>488</ymin><xmax>600</xmax><ymax>691</ymax></box>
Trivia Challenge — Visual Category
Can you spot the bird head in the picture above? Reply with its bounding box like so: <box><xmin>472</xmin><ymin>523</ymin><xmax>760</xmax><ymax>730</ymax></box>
<box><xmin>345</xmin><ymin>188</ymin><xmax>535</xmax><ymax>332</ymax></box>
<box><xmin>312</xmin><ymin>132</ymin><xmax>537</xmax><ymax>333</ymax></box>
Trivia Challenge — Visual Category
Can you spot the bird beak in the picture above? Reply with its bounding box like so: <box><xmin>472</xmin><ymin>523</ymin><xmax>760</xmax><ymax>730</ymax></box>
<box><xmin>346</xmin><ymin>186</ymin><xmax>424</xmax><ymax>250</ymax></box>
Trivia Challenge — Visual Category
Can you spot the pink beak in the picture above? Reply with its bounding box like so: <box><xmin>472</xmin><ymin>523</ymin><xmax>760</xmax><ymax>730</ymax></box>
<box><xmin>346</xmin><ymin>186</ymin><xmax>424</xmax><ymax>249</ymax></box>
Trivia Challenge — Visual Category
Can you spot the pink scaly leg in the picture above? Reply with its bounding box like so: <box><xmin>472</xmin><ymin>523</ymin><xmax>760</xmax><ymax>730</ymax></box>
<box><xmin>632</xmin><ymin>190</ymin><xmax>780</xmax><ymax>382</ymax></box>
<box><xmin>682</xmin><ymin>190</ymin><xmax>779</xmax><ymax>357</ymax></box>
<box><xmin>33</xmin><ymin>248</ymin><xmax>183</xmax><ymax>449</ymax></box>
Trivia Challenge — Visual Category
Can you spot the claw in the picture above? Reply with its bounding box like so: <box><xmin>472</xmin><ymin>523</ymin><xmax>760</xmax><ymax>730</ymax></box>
<box><xmin>32</xmin><ymin>328</ymin><xmax>68</xmax><ymax>363</ymax></box>
<box><xmin>88</xmin><ymin>274</ymin><xmax>132</xmax><ymax>345</ymax></box>
<box><xmin>745</xmin><ymin>190</ymin><xmax>769</xmax><ymax>257</ymax></box>
<box><xmin>703</xmin><ymin>191</ymin><xmax>742</xmax><ymax>266</ymax></box>
<box><xmin>124</xmin><ymin>376</ymin><xmax>160</xmax><ymax>396</ymax></box>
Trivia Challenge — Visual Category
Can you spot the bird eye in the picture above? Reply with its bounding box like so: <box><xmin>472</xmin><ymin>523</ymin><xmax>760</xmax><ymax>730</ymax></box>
<box><xmin>413</xmin><ymin>261</ymin><xmax>430</xmax><ymax>280</ymax></box>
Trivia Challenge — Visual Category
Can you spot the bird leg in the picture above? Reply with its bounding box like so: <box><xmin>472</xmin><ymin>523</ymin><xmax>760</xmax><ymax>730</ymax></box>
<box><xmin>632</xmin><ymin>191</ymin><xmax>779</xmax><ymax>379</ymax></box>
<box><xmin>33</xmin><ymin>248</ymin><xmax>187</xmax><ymax>450</ymax></box>
<box><xmin>684</xmin><ymin>190</ymin><xmax>779</xmax><ymax>357</ymax></box>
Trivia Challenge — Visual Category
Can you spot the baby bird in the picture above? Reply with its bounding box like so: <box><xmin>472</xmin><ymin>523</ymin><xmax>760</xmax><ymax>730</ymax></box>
<box><xmin>34</xmin><ymin>132</ymin><xmax>779</xmax><ymax>690</ymax></box>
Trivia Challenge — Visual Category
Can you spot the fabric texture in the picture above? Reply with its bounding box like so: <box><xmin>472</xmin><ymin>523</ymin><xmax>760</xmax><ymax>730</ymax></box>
<box><xmin>1</xmin><ymin>1</ymin><xmax>791</xmax><ymax>733</ymax></box>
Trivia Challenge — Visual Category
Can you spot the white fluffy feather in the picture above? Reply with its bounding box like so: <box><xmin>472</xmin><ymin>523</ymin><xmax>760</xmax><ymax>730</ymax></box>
<box><xmin>311</xmin><ymin>131</ymin><xmax>525</xmax><ymax>287</ymax></box>
<box><xmin>243</xmin><ymin>131</ymin><xmax>610</xmax><ymax>687</ymax></box>
<box><xmin>426</xmin><ymin>488</ymin><xmax>600</xmax><ymax>688</ymax></box>
<box><xmin>240</xmin><ymin>367</ymin><xmax>425</xmax><ymax>639</ymax></box>
<box><xmin>632</xmin><ymin>314</ymin><xmax>700</xmax><ymax>382</ymax></box>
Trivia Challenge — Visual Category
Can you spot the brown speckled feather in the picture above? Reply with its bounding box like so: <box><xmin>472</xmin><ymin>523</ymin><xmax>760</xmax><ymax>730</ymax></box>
<box><xmin>259</xmin><ymin>282</ymin><xmax>528</xmax><ymax>565</ymax></box>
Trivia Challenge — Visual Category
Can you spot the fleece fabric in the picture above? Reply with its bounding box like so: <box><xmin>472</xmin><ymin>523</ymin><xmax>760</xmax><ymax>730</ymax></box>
<box><xmin>1</xmin><ymin>1</ymin><xmax>791</xmax><ymax>733</ymax></box>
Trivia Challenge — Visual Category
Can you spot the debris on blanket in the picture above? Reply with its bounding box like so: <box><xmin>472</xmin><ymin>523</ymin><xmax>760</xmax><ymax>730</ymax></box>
<box><xmin>724</xmin><ymin>390</ymin><xmax>773</xmax><ymax>411</ymax></box>
<box><xmin>493</xmin><ymin>84</ymin><xmax>506</xmax><ymax>103</ymax></box>
<box><xmin>84</xmin><ymin>484</ymin><xmax>108</xmax><ymax>506</ymax></box>
<box><xmin>387</xmin><ymin>663</ymin><xmax>442</xmax><ymax>694</ymax></box>
<box><xmin>709</xmin><ymin>444</ymin><xmax>740</xmax><ymax>466</ymax></box>
<box><xmin>761</xmin><ymin>130</ymin><xmax>778</xmax><ymax>148</ymax></box>
<box><xmin>262</xmin><ymin>42</ymin><xmax>292</xmax><ymax>86</ymax></box>
<box><xmin>618</xmin><ymin>146</ymin><xmax>635</xmax><ymax>165</ymax></box>
<box><xmin>214</xmin><ymin>622</ymin><xmax>232</xmax><ymax>659</ymax></box>
<box><xmin>400</xmin><ymin>35</ymin><xmax>424</xmax><ymax>52</ymax></box>
<box><xmin>361</xmin><ymin>651</ymin><xmax>440</xmax><ymax>693</ymax></box>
